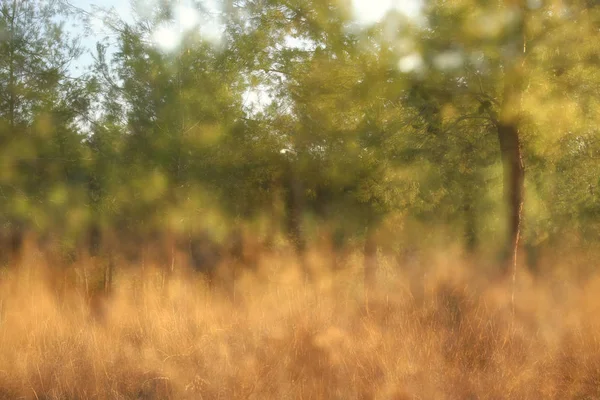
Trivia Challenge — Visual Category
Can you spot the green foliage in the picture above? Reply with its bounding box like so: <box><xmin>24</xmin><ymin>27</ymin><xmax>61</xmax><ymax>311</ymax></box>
<box><xmin>0</xmin><ymin>0</ymin><xmax>598</xmax><ymax>263</ymax></box>
<box><xmin>0</xmin><ymin>0</ymin><xmax>91</xmax><ymax>236</ymax></box>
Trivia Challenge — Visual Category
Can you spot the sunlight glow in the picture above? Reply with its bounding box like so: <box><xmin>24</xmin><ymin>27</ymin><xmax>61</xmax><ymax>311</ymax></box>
<box><xmin>174</xmin><ymin>3</ymin><xmax>201</xmax><ymax>31</ymax></box>
<box><xmin>351</xmin><ymin>0</ymin><xmax>422</xmax><ymax>25</ymax></box>
<box><xmin>433</xmin><ymin>50</ymin><xmax>464</xmax><ymax>70</ymax></box>
<box><xmin>152</xmin><ymin>24</ymin><xmax>181</xmax><ymax>52</ymax></box>
<box><xmin>152</xmin><ymin>0</ymin><xmax>223</xmax><ymax>51</ymax></box>
<box><xmin>398</xmin><ymin>52</ymin><xmax>424</xmax><ymax>73</ymax></box>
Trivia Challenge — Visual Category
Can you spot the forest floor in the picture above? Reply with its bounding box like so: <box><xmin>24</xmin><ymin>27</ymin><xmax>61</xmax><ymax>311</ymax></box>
<box><xmin>0</xmin><ymin>249</ymin><xmax>598</xmax><ymax>399</ymax></box>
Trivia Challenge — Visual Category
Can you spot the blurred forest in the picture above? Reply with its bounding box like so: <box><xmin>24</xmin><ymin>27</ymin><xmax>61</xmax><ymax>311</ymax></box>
<box><xmin>0</xmin><ymin>0</ymin><xmax>599</xmax><ymax>290</ymax></box>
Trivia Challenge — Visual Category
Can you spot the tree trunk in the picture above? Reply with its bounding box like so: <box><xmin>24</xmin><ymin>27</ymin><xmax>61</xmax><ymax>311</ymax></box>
<box><xmin>104</xmin><ymin>253</ymin><xmax>114</xmax><ymax>295</ymax></box>
<box><xmin>497</xmin><ymin>121</ymin><xmax>525</xmax><ymax>275</ymax></box>
<box><xmin>497</xmin><ymin>2</ymin><xmax>527</xmax><ymax>278</ymax></box>
<box><xmin>285</xmin><ymin>165</ymin><xmax>308</xmax><ymax>282</ymax></box>
<box><xmin>461</xmin><ymin>145</ymin><xmax>478</xmax><ymax>254</ymax></box>
<box><xmin>5</xmin><ymin>221</ymin><xmax>23</xmax><ymax>268</ymax></box>
<box><xmin>363</xmin><ymin>223</ymin><xmax>378</xmax><ymax>303</ymax></box>
<box><xmin>463</xmin><ymin>196</ymin><xmax>478</xmax><ymax>253</ymax></box>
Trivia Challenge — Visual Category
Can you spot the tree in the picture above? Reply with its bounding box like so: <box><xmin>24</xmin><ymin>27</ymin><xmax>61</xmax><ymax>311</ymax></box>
<box><xmin>223</xmin><ymin>0</ymin><xmax>435</xmax><ymax>290</ymax></box>
<box><xmin>0</xmin><ymin>0</ymin><xmax>92</xmax><ymax>263</ymax></box>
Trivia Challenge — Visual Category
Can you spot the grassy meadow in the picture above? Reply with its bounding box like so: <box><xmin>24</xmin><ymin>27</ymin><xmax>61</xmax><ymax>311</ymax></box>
<box><xmin>0</xmin><ymin>242</ymin><xmax>598</xmax><ymax>400</ymax></box>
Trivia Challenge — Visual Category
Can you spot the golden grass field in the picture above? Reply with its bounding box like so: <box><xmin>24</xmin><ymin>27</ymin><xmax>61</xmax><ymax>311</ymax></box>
<box><xmin>0</xmin><ymin>246</ymin><xmax>598</xmax><ymax>399</ymax></box>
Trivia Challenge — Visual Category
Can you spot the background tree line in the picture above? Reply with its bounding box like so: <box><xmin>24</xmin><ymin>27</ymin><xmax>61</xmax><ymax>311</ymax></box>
<box><xmin>0</xmin><ymin>0</ymin><xmax>598</xmax><ymax>287</ymax></box>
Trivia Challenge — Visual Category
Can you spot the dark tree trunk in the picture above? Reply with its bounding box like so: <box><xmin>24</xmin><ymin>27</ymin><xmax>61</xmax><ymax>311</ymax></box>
<box><xmin>104</xmin><ymin>254</ymin><xmax>114</xmax><ymax>294</ymax></box>
<box><xmin>189</xmin><ymin>230</ymin><xmax>223</xmax><ymax>280</ymax></box>
<box><xmin>95</xmin><ymin>226</ymin><xmax>115</xmax><ymax>295</ymax></box>
<box><xmin>497</xmin><ymin>121</ymin><xmax>525</xmax><ymax>275</ymax></box>
<box><xmin>495</xmin><ymin>3</ymin><xmax>527</xmax><ymax>279</ymax></box>
<box><xmin>88</xmin><ymin>222</ymin><xmax>102</xmax><ymax>258</ymax></box>
<box><xmin>363</xmin><ymin>223</ymin><xmax>378</xmax><ymax>303</ymax></box>
<box><xmin>284</xmin><ymin>166</ymin><xmax>308</xmax><ymax>282</ymax></box>
<box><xmin>463</xmin><ymin>198</ymin><xmax>478</xmax><ymax>253</ymax></box>
<box><xmin>461</xmin><ymin>147</ymin><xmax>478</xmax><ymax>254</ymax></box>
<box><xmin>4</xmin><ymin>223</ymin><xmax>24</xmax><ymax>268</ymax></box>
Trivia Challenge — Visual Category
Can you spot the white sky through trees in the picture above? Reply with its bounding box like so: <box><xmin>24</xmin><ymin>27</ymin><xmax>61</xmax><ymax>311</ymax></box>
<box><xmin>68</xmin><ymin>0</ymin><xmax>421</xmax><ymax>52</ymax></box>
<box><xmin>67</xmin><ymin>0</ymin><xmax>421</xmax><ymax>112</ymax></box>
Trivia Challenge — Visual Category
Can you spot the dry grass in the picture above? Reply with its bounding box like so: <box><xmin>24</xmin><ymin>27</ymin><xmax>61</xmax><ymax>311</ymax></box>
<box><xmin>0</xmin><ymin>248</ymin><xmax>599</xmax><ymax>399</ymax></box>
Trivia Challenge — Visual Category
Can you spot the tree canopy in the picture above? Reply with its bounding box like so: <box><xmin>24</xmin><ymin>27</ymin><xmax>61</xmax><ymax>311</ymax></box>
<box><xmin>0</xmin><ymin>0</ymin><xmax>598</xmax><ymax>279</ymax></box>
